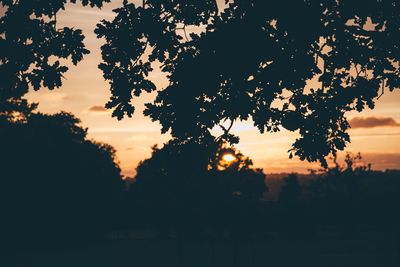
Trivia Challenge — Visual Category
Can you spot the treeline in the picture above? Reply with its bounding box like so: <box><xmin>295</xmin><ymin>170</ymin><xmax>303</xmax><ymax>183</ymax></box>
<box><xmin>121</xmin><ymin>151</ymin><xmax>400</xmax><ymax>240</ymax></box>
<box><xmin>0</xmin><ymin>112</ymin><xmax>123</xmax><ymax>249</ymax></box>
<box><xmin>1</xmin><ymin>112</ymin><xmax>399</xmax><ymax>250</ymax></box>
<box><xmin>270</xmin><ymin>160</ymin><xmax>400</xmax><ymax>238</ymax></box>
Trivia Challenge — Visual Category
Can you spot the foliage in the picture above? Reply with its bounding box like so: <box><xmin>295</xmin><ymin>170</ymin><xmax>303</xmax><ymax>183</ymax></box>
<box><xmin>309</xmin><ymin>152</ymin><xmax>371</xmax><ymax>200</ymax></box>
<box><xmin>0</xmin><ymin>111</ymin><xmax>123</xmax><ymax>247</ymax></box>
<box><xmin>279</xmin><ymin>173</ymin><xmax>301</xmax><ymax>205</ymax></box>
<box><xmin>128</xmin><ymin>140</ymin><xmax>267</xmax><ymax>231</ymax></box>
<box><xmin>132</xmin><ymin>140</ymin><xmax>267</xmax><ymax>201</ymax></box>
<box><xmin>96</xmin><ymin>0</ymin><xmax>400</xmax><ymax>166</ymax></box>
<box><xmin>0</xmin><ymin>0</ymin><xmax>110</xmax><ymax>119</ymax></box>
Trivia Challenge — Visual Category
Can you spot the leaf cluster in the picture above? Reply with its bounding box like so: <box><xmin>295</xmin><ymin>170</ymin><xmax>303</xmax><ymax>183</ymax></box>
<box><xmin>96</xmin><ymin>0</ymin><xmax>400</xmax><ymax>166</ymax></box>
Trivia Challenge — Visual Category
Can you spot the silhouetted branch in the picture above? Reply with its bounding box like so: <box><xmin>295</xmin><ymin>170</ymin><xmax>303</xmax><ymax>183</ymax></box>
<box><xmin>377</xmin><ymin>79</ymin><xmax>385</xmax><ymax>99</ymax></box>
<box><xmin>216</xmin><ymin>118</ymin><xmax>235</xmax><ymax>142</ymax></box>
<box><xmin>54</xmin><ymin>12</ymin><xmax>57</xmax><ymax>30</ymax></box>
<box><xmin>131</xmin><ymin>40</ymin><xmax>149</xmax><ymax>67</ymax></box>
<box><xmin>176</xmin><ymin>26</ymin><xmax>190</xmax><ymax>41</ymax></box>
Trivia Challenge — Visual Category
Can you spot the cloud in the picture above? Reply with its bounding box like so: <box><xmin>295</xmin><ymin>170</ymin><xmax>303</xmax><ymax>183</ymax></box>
<box><xmin>349</xmin><ymin>116</ymin><xmax>400</xmax><ymax>129</ymax></box>
<box><xmin>42</xmin><ymin>92</ymin><xmax>68</xmax><ymax>102</ymax></box>
<box><xmin>126</xmin><ymin>134</ymin><xmax>155</xmax><ymax>142</ymax></box>
<box><xmin>356</xmin><ymin>153</ymin><xmax>400</xmax><ymax>170</ymax></box>
<box><xmin>62</xmin><ymin>94</ymin><xmax>87</xmax><ymax>102</ymax></box>
<box><xmin>88</xmin><ymin>105</ymin><xmax>108</xmax><ymax>112</ymax></box>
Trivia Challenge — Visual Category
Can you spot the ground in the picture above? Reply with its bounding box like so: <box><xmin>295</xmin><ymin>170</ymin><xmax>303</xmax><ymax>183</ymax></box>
<box><xmin>8</xmin><ymin>229</ymin><xmax>399</xmax><ymax>267</ymax></box>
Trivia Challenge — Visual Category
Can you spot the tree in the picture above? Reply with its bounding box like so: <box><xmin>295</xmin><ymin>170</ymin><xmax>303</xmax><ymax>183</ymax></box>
<box><xmin>0</xmin><ymin>111</ymin><xmax>123</xmax><ymax>248</ymax></box>
<box><xmin>0</xmin><ymin>0</ymin><xmax>110</xmax><ymax>120</ymax></box>
<box><xmin>128</xmin><ymin>140</ymin><xmax>267</xmax><ymax>234</ymax></box>
<box><xmin>279</xmin><ymin>173</ymin><xmax>301</xmax><ymax>206</ymax></box>
<box><xmin>309</xmin><ymin>152</ymin><xmax>371</xmax><ymax>201</ymax></box>
<box><xmin>210</xmin><ymin>145</ymin><xmax>268</xmax><ymax>201</ymax></box>
<box><xmin>307</xmin><ymin>152</ymin><xmax>373</xmax><ymax>229</ymax></box>
<box><xmin>2</xmin><ymin>0</ymin><xmax>399</xmax><ymax>166</ymax></box>
<box><xmin>127</xmin><ymin>140</ymin><xmax>266</xmax><ymax>267</ymax></box>
<box><xmin>95</xmin><ymin>0</ymin><xmax>400</xmax><ymax>166</ymax></box>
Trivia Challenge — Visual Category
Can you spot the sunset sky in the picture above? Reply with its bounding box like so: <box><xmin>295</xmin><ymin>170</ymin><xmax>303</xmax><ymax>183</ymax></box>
<box><xmin>23</xmin><ymin>1</ymin><xmax>400</xmax><ymax>177</ymax></box>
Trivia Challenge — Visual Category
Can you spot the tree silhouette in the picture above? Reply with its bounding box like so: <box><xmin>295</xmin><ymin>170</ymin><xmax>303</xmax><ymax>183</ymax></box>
<box><xmin>306</xmin><ymin>153</ymin><xmax>374</xmax><ymax>233</ymax></box>
<box><xmin>127</xmin><ymin>140</ymin><xmax>267</xmax><ymax>267</ymax></box>
<box><xmin>0</xmin><ymin>0</ymin><xmax>109</xmax><ymax>120</ymax></box>
<box><xmin>0</xmin><ymin>111</ymin><xmax>123</xmax><ymax>248</ymax></box>
<box><xmin>278</xmin><ymin>173</ymin><xmax>307</xmax><ymax>236</ymax></box>
<box><xmin>279</xmin><ymin>173</ymin><xmax>301</xmax><ymax>206</ymax></box>
<box><xmin>309</xmin><ymin>153</ymin><xmax>370</xmax><ymax>202</ymax></box>
<box><xmin>2</xmin><ymin>0</ymin><xmax>399</xmax><ymax>165</ymax></box>
<box><xmin>128</xmin><ymin>140</ymin><xmax>267</xmax><ymax>236</ymax></box>
<box><xmin>96</xmin><ymin>0</ymin><xmax>400</xmax><ymax>166</ymax></box>
<box><xmin>210</xmin><ymin>145</ymin><xmax>267</xmax><ymax>202</ymax></box>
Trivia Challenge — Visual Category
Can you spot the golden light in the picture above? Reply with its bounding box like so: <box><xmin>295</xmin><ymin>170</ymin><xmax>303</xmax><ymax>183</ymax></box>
<box><xmin>222</xmin><ymin>153</ymin><xmax>236</xmax><ymax>163</ymax></box>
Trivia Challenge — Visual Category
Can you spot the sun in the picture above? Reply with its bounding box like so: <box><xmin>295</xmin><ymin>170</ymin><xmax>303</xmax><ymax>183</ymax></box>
<box><xmin>222</xmin><ymin>153</ymin><xmax>236</xmax><ymax>163</ymax></box>
<box><xmin>216</xmin><ymin>149</ymin><xmax>238</xmax><ymax>170</ymax></box>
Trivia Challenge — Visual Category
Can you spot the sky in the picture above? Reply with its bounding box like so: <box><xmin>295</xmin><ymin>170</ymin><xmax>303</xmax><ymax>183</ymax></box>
<box><xmin>23</xmin><ymin>0</ymin><xmax>400</xmax><ymax>177</ymax></box>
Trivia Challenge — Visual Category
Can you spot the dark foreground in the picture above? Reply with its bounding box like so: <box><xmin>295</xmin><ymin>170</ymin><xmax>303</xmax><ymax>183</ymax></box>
<box><xmin>7</xmin><ymin>229</ymin><xmax>399</xmax><ymax>267</ymax></box>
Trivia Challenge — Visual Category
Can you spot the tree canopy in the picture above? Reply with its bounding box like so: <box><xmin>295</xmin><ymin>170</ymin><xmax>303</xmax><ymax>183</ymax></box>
<box><xmin>133</xmin><ymin>140</ymin><xmax>266</xmax><ymax>201</ymax></box>
<box><xmin>1</xmin><ymin>0</ymin><xmax>399</xmax><ymax>166</ymax></box>
<box><xmin>128</xmin><ymin>140</ymin><xmax>267</xmax><ymax>233</ymax></box>
<box><xmin>95</xmin><ymin>0</ymin><xmax>400</xmax><ymax>166</ymax></box>
<box><xmin>0</xmin><ymin>0</ymin><xmax>110</xmax><ymax>119</ymax></box>
<box><xmin>0</xmin><ymin>111</ymin><xmax>123</xmax><ymax>247</ymax></box>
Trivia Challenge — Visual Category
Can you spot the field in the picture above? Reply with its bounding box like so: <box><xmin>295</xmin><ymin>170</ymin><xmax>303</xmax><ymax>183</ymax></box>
<box><xmin>8</xmin><ymin>228</ymin><xmax>399</xmax><ymax>267</ymax></box>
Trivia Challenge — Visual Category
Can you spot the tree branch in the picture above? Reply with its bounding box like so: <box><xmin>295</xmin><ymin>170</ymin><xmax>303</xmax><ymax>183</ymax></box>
<box><xmin>216</xmin><ymin>118</ymin><xmax>235</xmax><ymax>142</ymax></box>
<box><xmin>131</xmin><ymin>39</ymin><xmax>149</xmax><ymax>67</ymax></box>
<box><xmin>176</xmin><ymin>26</ymin><xmax>190</xmax><ymax>42</ymax></box>
<box><xmin>377</xmin><ymin>79</ymin><xmax>385</xmax><ymax>99</ymax></box>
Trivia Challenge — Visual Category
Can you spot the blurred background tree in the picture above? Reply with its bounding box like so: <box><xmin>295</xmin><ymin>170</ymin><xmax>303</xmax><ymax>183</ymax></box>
<box><xmin>127</xmin><ymin>140</ymin><xmax>267</xmax><ymax>237</ymax></box>
<box><xmin>0</xmin><ymin>111</ymin><xmax>123</xmax><ymax>248</ymax></box>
